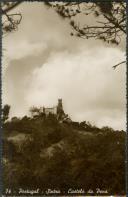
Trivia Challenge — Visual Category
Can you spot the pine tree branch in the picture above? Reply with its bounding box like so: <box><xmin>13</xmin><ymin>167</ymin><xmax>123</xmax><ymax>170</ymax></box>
<box><xmin>112</xmin><ymin>60</ymin><xmax>126</xmax><ymax>69</ymax></box>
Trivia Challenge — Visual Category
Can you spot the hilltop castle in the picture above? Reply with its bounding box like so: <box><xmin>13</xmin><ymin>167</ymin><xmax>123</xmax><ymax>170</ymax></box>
<box><xmin>42</xmin><ymin>99</ymin><xmax>65</xmax><ymax>120</ymax></box>
<box><xmin>31</xmin><ymin>99</ymin><xmax>71</xmax><ymax>122</ymax></box>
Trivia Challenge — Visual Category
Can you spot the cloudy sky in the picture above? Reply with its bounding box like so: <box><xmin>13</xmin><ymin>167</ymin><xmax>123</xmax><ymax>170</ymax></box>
<box><xmin>3</xmin><ymin>2</ymin><xmax>126</xmax><ymax>130</ymax></box>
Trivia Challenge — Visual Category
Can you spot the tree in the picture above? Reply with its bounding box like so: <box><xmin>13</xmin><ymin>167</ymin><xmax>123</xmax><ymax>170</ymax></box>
<box><xmin>1</xmin><ymin>2</ymin><xmax>22</xmax><ymax>35</ymax></box>
<box><xmin>45</xmin><ymin>1</ymin><xmax>126</xmax><ymax>68</ymax></box>
<box><xmin>2</xmin><ymin>104</ymin><xmax>10</xmax><ymax>122</ymax></box>
<box><xmin>29</xmin><ymin>106</ymin><xmax>43</xmax><ymax>118</ymax></box>
<box><xmin>46</xmin><ymin>2</ymin><xmax>126</xmax><ymax>43</ymax></box>
<box><xmin>2</xmin><ymin>1</ymin><xmax>126</xmax><ymax>42</ymax></box>
<box><xmin>1</xmin><ymin>2</ymin><xmax>126</xmax><ymax>68</ymax></box>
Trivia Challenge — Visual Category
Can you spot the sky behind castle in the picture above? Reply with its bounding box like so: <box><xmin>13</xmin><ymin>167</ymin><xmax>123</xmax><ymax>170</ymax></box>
<box><xmin>3</xmin><ymin>2</ymin><xmax>126</xmax><ymax>130</ymax></box>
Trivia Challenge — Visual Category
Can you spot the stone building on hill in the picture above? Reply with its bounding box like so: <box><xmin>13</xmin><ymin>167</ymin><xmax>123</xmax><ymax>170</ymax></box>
<box><xmin>42</xmin><ymin>99</ymin><xmax>64</xmax><ymax>119</ymax></box>
<box><xmin>42</xmin><ymin>106</ymin><xmax>57</xmax><ymax>116</ymax></box>
<box><xmin>30</xmin><ymin>99</ymin><xmax>71</xmax><ymax>122</ymax></box>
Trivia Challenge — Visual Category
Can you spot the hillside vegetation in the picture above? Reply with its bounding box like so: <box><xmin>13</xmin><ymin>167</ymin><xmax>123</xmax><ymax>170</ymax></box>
<box><xmin>2</xmin><ymin>114</ymin><xmax>125</xmax><ymax>195</ymax></box>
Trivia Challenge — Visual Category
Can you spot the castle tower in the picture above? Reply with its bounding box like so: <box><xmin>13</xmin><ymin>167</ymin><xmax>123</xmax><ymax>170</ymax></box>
<box><xmin>57</xmin><ymin>99</ymin><xmax>64</xmax><ymax>119</ymax></box>
<box><xmin>57</xmin><ymin>99</ymin><xmax>63</xmax><ymax>111</ymax></box>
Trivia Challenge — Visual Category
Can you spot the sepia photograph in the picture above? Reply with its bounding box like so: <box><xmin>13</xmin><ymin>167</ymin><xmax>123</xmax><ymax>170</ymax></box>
<box><xmin>1</xmin><ymin>1</ymin><xmax>127</xmax><ymax>196</ymax></box>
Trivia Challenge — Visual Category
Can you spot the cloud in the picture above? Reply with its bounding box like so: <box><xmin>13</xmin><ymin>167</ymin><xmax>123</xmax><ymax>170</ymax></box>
<box><xmin>25</xmin><ymin>47</ymin><xmax>126</xmax><ymax>130</ymax></box>
<box><xmin>4</xmin><ymin>41</ymin><xmax>46</xmax><ymax>60</ymax></box>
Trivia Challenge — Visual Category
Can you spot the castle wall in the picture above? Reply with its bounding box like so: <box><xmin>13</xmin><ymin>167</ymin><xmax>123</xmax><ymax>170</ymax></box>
<box><xmin>44</xmin><ymin>107</ymin><xmax>57</xmax><ymax>115</ymax></box>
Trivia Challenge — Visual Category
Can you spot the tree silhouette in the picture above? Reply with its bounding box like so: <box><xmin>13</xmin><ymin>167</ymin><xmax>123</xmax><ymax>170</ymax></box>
<box><xmin>46</xmin><ymin>2</ymin><xmax>126</xmax><ymax>44</ymax></box>
<box><xmin>45</xmin><ymin>1</ymin><xmax>126</xmax><ymax>68</ymax></box>
<box><xmin>29</xmin><ymin>106</ymin><xmax>41</xmax><ymax>117</ymax></box>
<box><xmin>1</xmin><ymin>2</ymin><xmax>126</xmax><ymax>68</ymax></box>
<box><xmin>1</xmin><ymin>2</ymin><xmax>22</xmax><ymax>35</ymax></box>
<box><xmin>2</xmin><ymin>1</ymin><xmax>126</xmax><ymax>42</ymax></box>
<box><xmin>2</xmin><ymin>104</ymin><xmax>10</xmax><ymax>122</ymax></box>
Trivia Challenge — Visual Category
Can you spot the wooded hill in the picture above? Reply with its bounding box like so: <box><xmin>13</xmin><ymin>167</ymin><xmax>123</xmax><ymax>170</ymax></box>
<box><xmin>2</xmin><ymin>113</ymin><xmax>125</xmax><ymax>195</ymax></box>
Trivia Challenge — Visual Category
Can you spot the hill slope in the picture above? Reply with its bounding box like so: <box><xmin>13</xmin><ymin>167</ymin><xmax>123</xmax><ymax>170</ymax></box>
<box><xmin>2</xmin><ymin>115</ymin><xmax>126</xmax><ymax>195</ymax></box>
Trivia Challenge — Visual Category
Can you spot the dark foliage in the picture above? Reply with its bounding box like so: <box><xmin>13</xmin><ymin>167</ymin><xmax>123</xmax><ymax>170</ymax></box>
<box><xmin>2</xmin><ymin>112</ymin><xmax>125</xmax><ymax>195</ymax></box>
<box><xmin>46</xmin><ymin>2</ymin><xmax>126</xmax><ymax>45</ymax></box>
<box><xmin>2</xmin><ymin>104</ymin><xmax>10</xmax><ymax>123</ymax></box>
<box><xmin>2</xmin><ymin>2</ymin><xmax>22</xmax><ymax>35</ymax></box>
